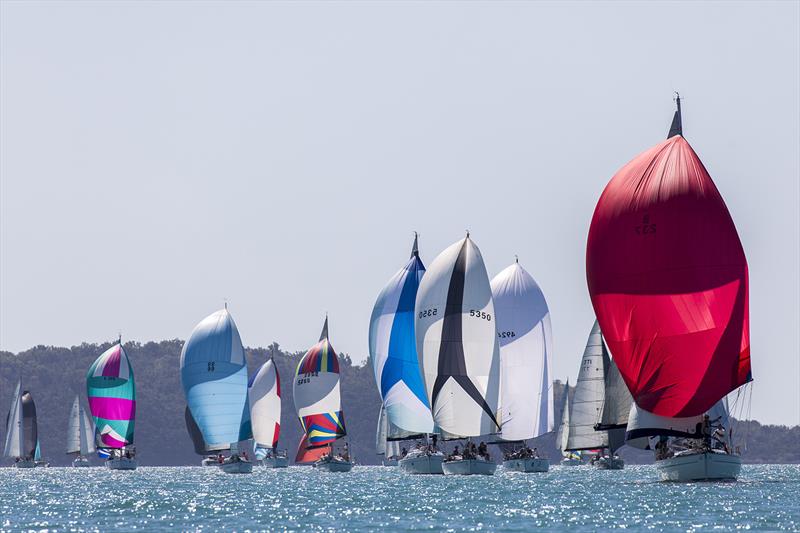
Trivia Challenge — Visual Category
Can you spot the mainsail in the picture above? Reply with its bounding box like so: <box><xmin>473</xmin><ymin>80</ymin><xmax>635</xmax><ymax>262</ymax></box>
<box><xmin>586</xmin><ymin>96</ymin><xmax>750</xmax><ymax>418</ymax></box>
<box><xmin>87</xmin><ymin>343</ymin><xmax>135</xmax><ymax>449</ymax></box>
<box><xmin>180</xmin><ymin>308</ymin><xmax>251</xmax><ymax>451</ymax></box>
<box><xmin>415</xmin><ymin>235</ymin><xmax>501</xmax><ymax>438</ymax></box>
<box><xmin>3</xmin><ymin>382</ymin><xmax>23</xmax><ymax>458</ymax></box>
<box><xmin>369</xmin><ymin>234</ymin><xmax>433</xmax><ymax>435</ymax></box>
<box><xmin>293</xmin><ymin>317</ymin><xmax>347</xmax><ymax>456</ymax></box>
<box><xmin>555</xmin><ymin>380</ymin><xmax>570</xmax><ymax>453</ymax></box>
<box><xmin>491</xmin><ymin>259</ymin><xmax>554</xmax><ymax>442</ymax></box>
<box><xmin>565</xmin><ymin>322</ymin><xmax>609</xmax><ymax>451</ymax></box>
<box><xmin>249</xmin><ymin>357</ymin><xmax>282</xmax><ymax>455</ymax></box>
<box><xmin>66</xmin><ymin>396</ymin><xmax>96</xmax><ymax>456</ymax></box>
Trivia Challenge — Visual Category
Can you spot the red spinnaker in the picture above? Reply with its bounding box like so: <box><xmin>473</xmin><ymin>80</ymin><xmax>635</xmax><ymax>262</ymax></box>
<box><xmin>587</xmin><ymin>135</ymin><xmax>750</xmax><ymax>418</ymax></box>
<box><xmin>294</xmin><ymin>434</ymin><xmax>331</xmax><ymax>464</ymax></box>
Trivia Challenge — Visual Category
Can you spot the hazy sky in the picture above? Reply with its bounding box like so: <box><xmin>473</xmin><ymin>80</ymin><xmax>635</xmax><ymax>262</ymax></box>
<box><xmin>1</xmin><ymin>1</ymin><xmax>798</xmax><ymax>425</ymax></box>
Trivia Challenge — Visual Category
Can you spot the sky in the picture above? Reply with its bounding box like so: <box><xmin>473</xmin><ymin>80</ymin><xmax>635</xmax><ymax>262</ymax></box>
<box><xmin>1</xmin><ymin>1</ymin><xmax>798</xmax><ymax>425</ymax></box>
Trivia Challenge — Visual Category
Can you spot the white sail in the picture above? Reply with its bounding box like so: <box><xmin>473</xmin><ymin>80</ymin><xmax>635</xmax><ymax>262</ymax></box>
<box><xmin>415</xmin><ymin>235</ymin><xmax>501</xmax><ymax>438</ymax></box>
<box><xmin>248</xmin><ymin>358</ymin><xmax>281</xmax><ymax>449</ymax></box>
<box><xmin>566</xmin><ymin>321</ymin><xmax>609</xmax><ymax>451</ymax></box>
<box><xmin>68</xmin><ymin>396</ymin><xmax>97</xmax><ymax>455</ymax></box>
<box><xmin>555</xmin><ymin>381</ymin><xmax>570</xmax><ymax>451</ymax></box>
<box><xmin>491</xmin><ymin>260</ymin><xmax>554</xmax><ymax>441</ymax></box>
<box><xmin>376</xmin><ymin>405</ymin><xmax>388</xmax><ymax>455</ymax></box>
<box><xmin>81</xmin><ymin>404</ymin><xmax>95</xmax><ymax>455</ymax></box>
<box><xmin>3</xmin><ymin>381</ymin><xmax>23</xmax><ymax>458</ymax></box>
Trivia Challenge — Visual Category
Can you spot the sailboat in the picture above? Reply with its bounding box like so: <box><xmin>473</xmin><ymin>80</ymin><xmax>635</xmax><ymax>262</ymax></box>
<box><xmin>375</xmin><ymin>405</ymin><xmax>405</xmax><ymax>466</ymax></box>
<box><xmin>87</xmin><ymin>340</ymin><xmax>137</xmax><ymax>470</ymax></box>
<box><xmin>369</xmin><ymin>234</ymin><xmax>440</xmax><ymax>474</ymax></box>
<box><xmin>3</xmin><ymin>383</ymin><xmax>37</xmax><ymax>468</ymax></box>
<box><xmin>563</xmin><ymin>322</ymin><xmax>627</xmax><ymax>468</ymax></box>
<box><xmin>490</xmin><ymin>258</ymin><xmax>554</xmax><ymax>473</ymax></box>
<box><xmin>416</xmin><ymin>234</ymin><xmax>501</xmax><ymax>476</ymax></box>
<box><xmin>181</xmin><ymin>307</ymin><xmax>253</xmax><ymax>474</ymax></box>
<box><xmin>34</xmin><ymin>439</ymin><xmax>49</xmax><ymax>467</ymax></box>
<box><xmin>592</xmin><ymin>341</ymin><xmax>633</xmax><ymax>469</ymax></box>
<box><xmin>249</xmin><ymin>351</ymin><xmax>288</xmax><ymax>468</ymax></box>
<box><xmin>293</xmin><ymin>317</ymin><xmax>353</xmax><ymax>472</ymax></box>
<box><xmin>555</xmin><ymin>380</ymin><xmax>582</xmax><ymax>466</ymax></box>
<box><xmin>67</xmin><ymin>396</ymin><xmax>95</xmax><ymax>467</ymax></box>
<box><xmin>587</xmin><ymin>95</ymin><xmax>750</xmax><ymax>481</ymax></box>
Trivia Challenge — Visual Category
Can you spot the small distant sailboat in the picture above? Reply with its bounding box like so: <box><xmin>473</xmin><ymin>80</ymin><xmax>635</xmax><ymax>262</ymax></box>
<box><xmin>592</xmin><ymin>341</ymin><xmax>633</xmax><ymax>470</ymax></box>
<box><xmin>555</xmin><ymin>380</ymin><xmax>582</xmax><ymax>466</ymax></box>
<box><xmin>416</xmin><ymin>234</ymin><xmax>501</xmax><ymax>476</ymax></box>
<box><xmin>34</xmin><ymin>439</ymin><xmax>49</xmax><ymax>467</ymax></box>
<box><xmin>67</xmin><ymin>396</ymin><xmax>95</xmax><ymax>467</ymax></box>
<box><xmin>293</xmin><ymin>317</ymin><xmax>353</xmax><ymax>472</ymax></box>
<box><xmin>249</xmin><ymin>350</ymin><xmax>288</xmax><ymax>468</ymax></box>
<box><xmin>181</xmin><ymin>307</ymin><xmax>253</xmax><ymax>474</ymax></box>
<box><xmin>87</xmin><ymin>340</ymin><xmax>137</xmax><ymax>470</ymax></box>
<box><xmin>3</xmin><ymin>383</ymin><xmax>37</xmax><ymax>468</ymax></box>
<box><xmin>369</xmin><ymin>234</ymin><xmax>440</xmax><ymax>475</ymax></box>
<box><xmin>563</xmin><ymin>322</ymin><xmax>626</xmax><ymax>468</ymax></box>
<box><xmin>491</xmin><ymin>258</ymin><xmax>554</xmax><ymax>473</ymax></box>
<box><xmin>587</xmin><ymin>96</ymin><xmax>750</xmax><ymax>481</ymax></box>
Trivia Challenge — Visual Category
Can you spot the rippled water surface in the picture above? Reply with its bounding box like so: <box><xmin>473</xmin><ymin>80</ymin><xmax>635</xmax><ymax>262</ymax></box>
<box><xmin>1</xmin><ymin>464</ymin><xmax>798</xmax><ymax>531</ymax></box>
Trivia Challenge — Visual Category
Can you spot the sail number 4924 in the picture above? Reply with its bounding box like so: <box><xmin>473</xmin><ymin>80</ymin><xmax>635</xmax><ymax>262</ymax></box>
<box><xmin>498</xmin><ymin>331</ymin><xmax>515</xmax><ymax>338</ymax></box>
<box><xmin>469</xmin><ymin>310</ymin><xmax>491</xmax><ymax>321</ymax></box>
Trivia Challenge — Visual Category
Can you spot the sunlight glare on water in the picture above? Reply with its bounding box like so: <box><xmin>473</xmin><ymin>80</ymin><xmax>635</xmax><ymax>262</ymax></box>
<box><xmin>1</xmin><ymin>465</ymin><xmax>798</xmax><ymax>531</ymax></box>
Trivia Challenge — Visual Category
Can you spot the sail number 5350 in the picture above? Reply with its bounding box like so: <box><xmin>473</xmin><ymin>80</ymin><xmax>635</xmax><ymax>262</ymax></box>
<box><xmin>418</xmin><ymin>308</ymin><xmax>438</xmax><ymax>318</ymax></box>
<box><xmin>469</xmin><ymin>310</ymin><xmax>491</xmax><ymax>321</ymax></box>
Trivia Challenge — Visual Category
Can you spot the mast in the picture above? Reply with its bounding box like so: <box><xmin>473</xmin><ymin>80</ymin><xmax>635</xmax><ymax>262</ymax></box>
<box><xmin>668</xmin><ymin>92</ymin><xmax>682</xmax><ymax>138</ymax></box>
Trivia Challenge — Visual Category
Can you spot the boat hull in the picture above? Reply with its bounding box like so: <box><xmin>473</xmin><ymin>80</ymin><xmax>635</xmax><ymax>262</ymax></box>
<box><xmin>442</xmin><ymin>458</ymin><xmax>497</xmax><ymax>476</ymax></box>
<box><xmin>657</xmin><ymin>451</ymin><xmax>741</xmax><ymax>482</ymax></box>
<box><xmin>219</xmin><ymin>461</ymin><xmax>253</xmax><ymax>474</ymax></box>
<box><xmin>72</xmin><ymin>457</ymin><xmax>91</xmax><ymax>467</ymax></box>
<box><xmin>313</xmin><ymin>459</ymin><xmax>353</xmax><ymax>472</ymax></box>
<box><xmin>201</xmin><ymin>457</ymin><xmax>218</xmax><ymax>467</ymax></box>
<box><xmin>503</xmin><ymin>457</ymin><xmax>549</xmax><ymax>472</ymax></box>
<box><xmin>106</xmin><ymin>458</ymin><xmax>138</xmax><ymax>470</ymax></box>
<box><xmin>560</xmin><ymin>458</ymin><xmax>582</xmax><ymax>466</ymax></box>
<box><xmin>262</xmin><ymin>456</ymin><xmax>289</xmax><ymax>469</ymax></box>
<box><xmin>399</xmin><ymin>453</ymin><xmax>444</xmax><ymax>475</ymax></box>
<box><xmin>594</xmin><ymin>456</ymin><xmax>624</xmax><ymax>470</ymax></box>
<box><xmin>13</xmin><ymin>459</ymin><xmax>35</xmax><ymax>469</ymax></box>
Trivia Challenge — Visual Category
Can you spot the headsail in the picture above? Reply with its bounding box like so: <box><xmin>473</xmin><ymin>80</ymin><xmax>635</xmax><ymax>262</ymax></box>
<box><xmin>491</xmin><ymin>260</ymin><xmax>554</xmax><ymax>441</ymax></box>
<box><xmin>415</xmin><ymin>235</ymin><xmax>501</xmax><ymax>438</ymax></box>
<box><xmin>248</xmin><ymin>358</ymin><xmax>282</xmax><ymax>451</ymax></box>
<box><xmin>293</xmin><ymin>317</ymin><xmax>346</xmax><ymax>452</ymax></box>
<box><xmin>597</xmin><ymin>357</ymin><xmax>633</xmax><ymax>431</ymax></box>
<box><xmin>3</xmin><ymin>382</ymin><xmax>23</xmax><ymax>458</ymax></box>
<box><xmin>586</xmin><ymin>98</ymin><xmax>750</xmax><ymax>417</ymax></box>
<box><xmin>565</xmin><ymin>322</ymin><xmax>608</xmax><ymax>451</ymax></box>
<box><xmin>180</xmin><ymin>309</ymin><xmax>250</xmax><ymax>451</ymax></box>
<box><xmin>67</xmin><ymin>396</ymin><xmax>96</xmax><ymax>455</ymax></box>
<box><xmin>87</xmin><ymin>343</ymin><xmax>135</xmax><ymax>449</ymax></box>
<box><xmin>555</xmin><ymin>380</ymin><xmax>570</xmax><ymax>452</ymax></box>
<box><xmin>369</xmin><ymin>234</ymin><xmax>433</xmax><ymax>434</ymax></box>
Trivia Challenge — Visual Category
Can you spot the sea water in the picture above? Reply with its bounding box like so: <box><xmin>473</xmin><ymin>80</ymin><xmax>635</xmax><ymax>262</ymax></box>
<box><xmin>1</xmin><ymin>464</ymin><xmax>798</xmax><ymax>531</ymax></box>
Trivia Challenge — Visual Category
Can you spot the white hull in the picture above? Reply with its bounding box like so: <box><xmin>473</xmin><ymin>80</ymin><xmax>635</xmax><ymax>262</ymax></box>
<box><xmin>72</xmin><ymin>457</ymin><xmax>91</xmax><ymax>467</ymax></box>
<box><xmin>442</xmin><ymin>458</ymin><xmax>497</xmax><ymax>476</ymax></box>
<box><xmin>12</xmin><ymin>459</ymin><xmax>36</xmax><ymax>469</ymax></box>
<box><xmin>503</xmin><ymin>457</ymin><xmax>549</xmax><ymax>472</ymax></box>
<box><xmin>262</xmin><ymin>456</ymin><xmax>289</xmax><ymax>469</ymax></box>
<box><xmin>219</xmin><ymin>461</ymin><xmax>253</xmax><ymax>474</ymax></box>
<box><xmin>657</xmin><ymin>451</ymin><xmax>741</xmax><ymax>482</ymax></box>
<box><xmin>560</xmin><ymin>458</ymin><xmax>582</xmax><ymax>466</ymax></box>
<box><xmin>201</xmin><ymin>458</ymin><xmax>218</xmax><ymax>467</ymax></box>
<box><xmin>35</xmin><ymin>461</ymin><xmax>50</xmax><ymax>468</ymax></box>
<box><xmin>594</xmin><ymin>456</ymin><xmax>624</xmax><ymax>470</ymax></box>
<box><xmin>399</xmin><ymin>453</ymin><xmax>444</xmax><ymax>475</ymax></box>
<box><xmin>106</xmin><ymin>458</ymin><xmax>138</xmax><ymax>470</ymax></box>
<box><xmin>313</xmin><ymin>458</ymin><xmax>353</xmax><ymax>472</ymax></box>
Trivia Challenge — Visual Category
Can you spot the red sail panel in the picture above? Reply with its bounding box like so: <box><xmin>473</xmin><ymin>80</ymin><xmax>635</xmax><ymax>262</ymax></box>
<box><xmin>586</xmin><ymin>135</ymin><xmax>750</xmax><ymax>418</ymax></box>
<box><xmin>294</xmin><ymin>434</ymin><xmax>330</xmax><ymax>465</ymax></box>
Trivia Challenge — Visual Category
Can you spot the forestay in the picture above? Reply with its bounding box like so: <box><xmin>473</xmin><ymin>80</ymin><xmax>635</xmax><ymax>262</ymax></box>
<box><xmin>491</xmin><ymin>260</ymin><xmax>554</xmax><ymax>442</ymax></box>
<box><xmin>415</xmin><ymin>235</ymin><xmax>500</xmax><ymax>438</ymax></box>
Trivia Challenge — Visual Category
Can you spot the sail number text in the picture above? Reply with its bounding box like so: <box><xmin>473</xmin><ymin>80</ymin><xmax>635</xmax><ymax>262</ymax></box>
<box><xmin>418</xmin><ymin>308</ymin><xmax>438</xmax><ymax>318</ymax></box>
<box><xmin>469</xmin><ymin>310</ymin><xmax>491</xmax><ymax>321</ymax></box>
<box><xmin>498</xmin><ymin>331</ymin><xmax>516</xmax><ymax>338</ymax></box>
<box><xmin>297</xmin><ymin>371</ymin><xmax>319</xmax><ymax>385</ymax></box>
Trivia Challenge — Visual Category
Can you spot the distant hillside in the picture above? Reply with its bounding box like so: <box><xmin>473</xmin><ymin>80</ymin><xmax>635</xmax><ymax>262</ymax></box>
<box><xmin>1</xmin><ymin>341</ymin><xmax>797</xmax><ymax>466</ymax></box>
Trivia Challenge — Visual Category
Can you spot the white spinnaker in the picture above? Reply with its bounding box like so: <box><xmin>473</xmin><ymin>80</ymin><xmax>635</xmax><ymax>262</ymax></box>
<box><xmin>3</xmin><ymin>382</ymin><xmax>23</xmax><ymax>458</ymax></box>
<box><xmin>249</xmin><ymin>359</ymin><xmax>281</xmax><ymax>449</ymax></box>
<box><xmin>566</xmin><ymin>321</ymin><xmax>609</xmax><ymax>451</ymax></box>
<box><xmin>415</xmin><ymin>236</ymin><xmax>501</xmax><ymax>438</ymax></box>
<box><xmin>491</xmin><ymin>262</ymin><xmax>554</xmax><ymax>441</ymax></box>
